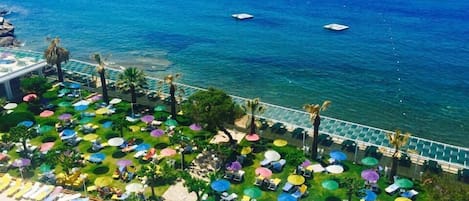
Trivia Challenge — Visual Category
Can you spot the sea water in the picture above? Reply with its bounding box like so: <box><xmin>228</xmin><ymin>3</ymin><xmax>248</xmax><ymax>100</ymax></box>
<box><xmin>2</xmin><ymin>0</ymin><xmax>469</xmax><ymax>146</ymax></box>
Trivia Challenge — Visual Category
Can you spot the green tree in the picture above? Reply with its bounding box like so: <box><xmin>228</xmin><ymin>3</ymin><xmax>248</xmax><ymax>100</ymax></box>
<box><xmin>116</xmin><ymin>67</ymin><xmax>147</xmax><ymax>116</ymax></box>
<box><xmin>44</xmin><ymin>144</ymin><xmax>81</xmax><ymax>174</ymax></box>
<box><xmin>304</xmin><ymin>100</ymin><xmax>331</xmax><ymax>160</ymax></box>
<box><xmin>386</xmin><ymin>130</ymin><xmax>410</xmax><ymax>181</ymax></box>
<box><xmin>181</xmin><ymin>172</ymin><xmax>208</xmax><ymax>201</ymax></box>
<box><xmin>8</xmin><ymin>125</ymin><xmax>35</xmax><ymax>158</ymax></box>
<box><xmin>137</xmin><ymin>163</ymin><xmax>162</xmax><ymax>199</ymax></box>
<box><xmin>44</xmin><ymin>37</ymin><xmax>70</xmax><ymax>83</ymax></box>
<box><xmin>242</xmin><ymin>98</ymin><xmax>265</xmax><ymax>135</ymax></box>
<box><xmin>92</xmin><ymin>53</ymin><xmax>110</xmax><ymax>105</ymax></box>
<box><xmin>343</xmin><ymin>177</ymin><xmax>360</xmax><ymax>201</ymax></box>
<box><xmin>183</xmin><ymin>88</ymin><xmax>237</xmax><ymax>143</ymax></box>
<box><xmin>20</xmin><ymin>76</ymin><xmax>52</xmax><ymax>97</ymax></box>
<box><xmin>111</xmin><ymin>115</ymin><xmax>128</xmax><ymax>137</ymax></box>
<box><xmin>160</xmin><ymin>74</ymin><xmax>184</xmax><ymax>120</ymax></box>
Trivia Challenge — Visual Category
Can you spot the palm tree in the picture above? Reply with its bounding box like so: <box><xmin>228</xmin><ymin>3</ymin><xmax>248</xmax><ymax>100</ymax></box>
<box><xmin>181</xmin><ymin>172</ymin><xmax>208</xmax><ymax>201</ymax></box>
<box><xmin>137</xmin><ymin>163</ymin><xmax>162</xmax><ymax>200</ymax></box>
<box><xmin>161</xmin><ymin>73</ymin><xmax>184</xmax><ymax>119</ymax></box>
<box><xmin>112</xmin><ymin>115</ymin><xmax>129</xmax><ymax>137</ymax></box>
<box><xmin>92</xmin><ymin>53</ymin><xmax>109</xmax><ymax>105</ymax></box>
<box><xmin>44</xmin><ymin>37</ymin><xmax>70</xmax><ymax>83</ymax></box>
<box><xmin>116</xmin><ymin>67</ymin><xmax>147</xmax><ymax>117</ymax></box>
<box><xmin>304</xmin><ymin>100</ymin><xmax>331</xmax><ymax>160</ymax></box>
<box><xmin>386</xmin><ymin>130</ymin><xmax>410</xmax><ymax>181</ymax></box>
<box><xmin>242</xmin><ymin>98</ymin><xmax>266</xmax><ymax>135</ymax></box>
<box><xmin>8</xmin><ymin>125</ymin><xmax>35</xmax><ymax>158</ymax></box>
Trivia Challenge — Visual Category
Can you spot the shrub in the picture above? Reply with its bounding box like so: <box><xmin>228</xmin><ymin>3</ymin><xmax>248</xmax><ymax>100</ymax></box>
<box><xmin>154</xmin><ymin>111</ymin><xmax>169</xmax><ymax>121</ymax></box>
<box><xmin>175</xmin><ymin>115</ymin><xmax>191</xmax><ymax>126</ymax></box>
<box><xmin>41</xmin><ymin>135</ymin><xmax>57</xmax><ymax>143</ymax></box>
<box><xmin>0</xmin><ymin>112</ymin><xmax>35</xmax><ymax>132</ymax></box>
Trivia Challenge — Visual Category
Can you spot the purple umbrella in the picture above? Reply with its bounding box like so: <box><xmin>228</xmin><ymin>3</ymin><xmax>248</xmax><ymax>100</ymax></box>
<box><xmin>361</xmin><ymin>169</ymin><xmax>380</xmax><ymax>182</ymax></box>
<box><xmin>150</xmin><ymin>129</ymin><xmax>165</xmax><ymax>137</ymax></box>
<box><xmin>140</xmin><ymin>115</ymin><xmax>154</xmax><ymax>123</ymax></box>
<box><xmin>12</xmin><ymin>158</ymin><xmax>31</xmax><ymax>167</ymax></box>
<box><xmin>301</xmin><ymin>160</ymin><xmax>312</xmax><ymax>168</ymax></box>
<box><xmin>117</xmin><ymin>159</ymin><xmax>133</xmax><ymax>167</ymax></box>
<box><xmin>189</xmin><ymin>123</ymin><xmax>202</xmax><ymax>131</ymax></box>
<box><xmin>58</xmin><ymin>113</ymin><xmax>72</xmax><ymax>121</ymax></box>
<box><xmin>228</xmin><ymin>161</ymin><xmax>242</xmax><ymax>171</ymax></box>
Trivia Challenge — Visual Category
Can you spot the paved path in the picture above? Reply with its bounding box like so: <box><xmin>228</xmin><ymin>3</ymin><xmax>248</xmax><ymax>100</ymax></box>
<box><xmin>162</xmin><ymin>180</ymin><xmax>197</xmax><ymax>201</ymax></box>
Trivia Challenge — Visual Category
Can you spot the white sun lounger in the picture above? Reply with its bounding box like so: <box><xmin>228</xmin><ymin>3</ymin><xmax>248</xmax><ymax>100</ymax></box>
<box><xmin>22</xmin><ymin>182</ymin><xmax>41</xmax><ymax>199</ymax></box>
<box><xmin>44</xmin><ymin>186</ymin><xmax>64</xmax><ymax>201</ymax></box>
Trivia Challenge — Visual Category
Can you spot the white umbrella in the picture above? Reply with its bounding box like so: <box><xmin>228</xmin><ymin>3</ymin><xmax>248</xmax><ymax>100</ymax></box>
<box><xmin>108</xmin><ymin>137</ymin><xmax>124</xmax><ymax>147</ymax></box>
<box><xmin>264</xmin><ymin>150</ymin><xmax>281</xmax><ymax>161</ymax></box>
<box><xmin>109</xmin><ymin>98</ymin><xmax>122</xmax><ymax>105</ymax></box>
<box><xmin>3</xmin><ymin>103</ymin><xmax>17</xmax><ymax>110</ymax></box>
<box><xmin>326</xmin><ymin>165</ymin><xmax>344</xmax><ymax>174</ymax></box>
<box><xmin>72</xmin><ymin>100</ymin><xmax>90</xmax><ymax>107</ymax></box>
<box><xmin>126</xmin><ymin>183</ymin><xmax>144</xmax><ymax>193</ymax></box>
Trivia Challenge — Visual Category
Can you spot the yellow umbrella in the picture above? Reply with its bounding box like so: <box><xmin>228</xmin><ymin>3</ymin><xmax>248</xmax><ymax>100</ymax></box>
<box><xmin>129</xmin><ymin>126</ymin><xmax>140</xmax><ymax>132</ymax></box>
<box><xmin>95</xmin><ymin>107</ymin><xmax>110</xmax><ymax>115</ymax></box>
<box><xmin>287</xmin><ymin>174</ymin><xmax>305</xmax><ymax>185</ymax></box>
<box><xmin>94</xmin><ymin>177</ymin><xmax>112</xmax><ymax>187</ymax></box>
<box><xmin>273</xmin><ymin>139</ymin><xmax>288</xmax><ymax>147</ymax></box>
<box><xmin>83</xmin><ymin>134</ymin><xmax>99</xmax><ymax>142</ymax></box>
<box><xmin>241</xmin><ymin>147</ymin><xmax>252</xmax><ymax>155</ymax></box>
<box><xmin>395</xmin><ymin>197</ymin><xmax>412</xmax><ymax>201</ymax></box>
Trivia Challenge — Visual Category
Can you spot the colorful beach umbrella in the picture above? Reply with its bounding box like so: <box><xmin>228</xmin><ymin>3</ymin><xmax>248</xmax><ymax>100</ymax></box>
<box><xmin>58</xmin><ymin>101</ymin><xmax>72</xmax><ymax>107</ymax></box>
<box><xmin>154</xmin><ymin>105</ymin><xmax>166</xmax><ymax>112</ymax></box>
<box><xmin>80</xmin><ymin>117</ymin><xmax>94</xmax><ymax>124</ymax></box>
<box><xmin>129</xmin><ymin>125</ymin><xmax>140</xmax><ymax>132</ymax></box>
<box><xmin>72</xmin><ymin>100</ymin><xmax>90</xmax><ymax>107</ymax></box>
<box><xmin>278</xmin><ymin>193</ymin><xmax>296</xmax><ymax>201</ymax></box>
<box><xmin>301</xmin><ymin>160</ymin><xmax>312</xmax><ymax>168</ymax></box>
<box><xmin>160</xmin><ymin>148</ymin><xmax>177</xmax><ymax>157</ymax></box>
<box><xmin>330</xmin><ymin>150</ymin><xmax>347</xmax><ymax>161</ymax></box>
<box><xmin>117</xmin><ymin>159</ymin><xmax>133</xmax><ymax>167</ymax></box>
<box><xmin>83</xmin><ymin>134</ymin><xmax>99</xmax><ymax>142</ymax></box>
<box><xmin>62</xmin><ymin>129</ymin><xmax>76</xmax><ymax>136</ymax></box>
<box><xmin>3</xmin><ymin>103</ymin><xmax>17</xmax><ymax>110</ymax></box>
<box><xmin>126</xmin><ymin>183</ymin><xmax>144</xmax><ymax>193</ymax></box>
<box><xmin>102</xmin><ymin>121</ymin><xmax>113</xmax><ymax>128</ymax></box>
<box><xmin>245</xmin><ymin>134</ymin><xmax>260</xmax><ymax>141</ymax></box>
<box><xmin>94</xmin><ymin>177</ymin><xmax>112</xmax><ymax>187</ymax></box>
<box><xmin>89</xmin><ymin>153</ymin><xmax>106</xmax><ymax>163</ymax></box>
<box><xmin>40</xmin><ymin>142</ymin><xmax>55</xmax><ymax>152</ymax></box>
<box><xmin>287</xmin><ymin>174</ymin><xmax>305</xmax><ymax>185</ymax></box>
<box><xmin>240</xmin><ymin>147</ymin><xmax>252</xmax><ymax>155</ymax></box>
<box><xmin>151</xmin><ymin>129</ymin><xmax>165</xmax><ymax>137</ymax></box>
<box><xmin>361</xmin><ymin>157</ymin><xmax>379</xmax><ymax>166</ymax></box>
<box><xmin>211</xmin><ymin>179</ymin><xmax>230</xmax><ymax>192</ymax></box>
<box><xmin>189</xmin><ymin>123</ymin><xmax>202</xmax><ymax>131</ymax></box>
<box><xmin>396</xmin><ymin>178</ymin><xmax>413</xmax><ymax>189</ymax></box>
<box><xmin>17</xmin><ymin>120</ymin><xmax>34</xmax><ymax>128</ymax></box>
<box><xmin>363</xmin><ymin>190</ymin><xmax>377</xmax><ymax>201</ymax></box>
<box><xmin>322</xmin><ymin>180</ymin><xmax>339</xmax><ymax>190</ymax></box>
<box><xmin>228</xmin><ymin>161</ymin><xmax>242</xmax><ymax>171</ymax></box>
<box><xmin>38</xmin><ymin>125</ymin><xmax>53</xmax><ymax>134</ymax></box>
<box><xmin>243</xmin><ymin>187</ymin><xmax>262</xmax><ymax>199</ymax></box>
<box><xmin>141</xmin><ymin>115</ymin><xmax>154</xmax><ymax>123</ymax></box>
<box><xmin>395</xmin><ymin>197</ymin><xmax>412</xmax><ymax>201</ymax></box>
<box><xmin>255</xmin><ymin>167</ymin><xmax>272</xmax><ymax>178</ymax></box>
<box><xmin>58</xmin><ymin>88</ymin><xmax>70</xmax><ymax>94</ymax></box>
<box><xmin>58</xmin><ymin>113</ymin><xmax>72</xmax><ymax>121</ymax></box>
<box><xmin>273</xmin><ymin>139</ymin><xmax>288</xmax><ymax>147</ymax></box>
<box><xmin>74</xmin><ymin>104</ymin><xmax>88</xmax><ymax>112</ymax></box>
<box><xmin>40</xmin><ymin>110</ymin><xmax>54</xmax><ymax>117</ymax></box>
<box><xmin>164</xmin><ymin>119</ymin><xmax>178</xmax><ymax>127</ymax></box>
<box><xmin>361</xmin><ymin>169</ymin><xmax>380</xmax><ymax>182</ymax></box>
<box><xmin>135</xmin><ymin>143</ymin><xmax>150</xmax><ymax>151</ymax></box>
<box><xmin>325</xmin><ymin>165</ymin><xmax>344</xmax><ymax>174</ymax></box>
<box><xmin>108</xmin><ymin>137</ymin><xmax>125</xmax><ymax>147</ymax></box>
<box><xmin>39</xmin><ymin>164</ymin><xmax>51</xmax><ymax>173</ymax></box>
<box><xmin>109</xmin><ymin>98</ymin><xmax>122</xmax><ymax>105</ymax></box>
<box><xmin>23</xmin><ymin>93</ymin><xmax>37</xmax><ymax>102</ymax></box>
<box><xmin>12</xmin><ymin>158</ymin><xmax>31</xmax><ymax>167</ymax></box>
<box><xmin>68</xmin><ymin>83</ymin><xmax>81</xmax><ymax>89</ymax></box>
<box><xmin>95</xmin><ymin>107</ymin><xmax>110</xmax><ymax>115</ymax></box>
<box><xmin>264</xmin><ymin>150</ymin><xmax>281</xmax><ymax>161</ymax></box>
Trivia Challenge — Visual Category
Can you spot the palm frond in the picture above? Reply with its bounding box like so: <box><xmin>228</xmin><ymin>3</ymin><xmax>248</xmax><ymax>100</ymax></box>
<box><xmin>321</xmin><ymin>100</ymin><xmax>332</xmax><ymax>111</ymax></box>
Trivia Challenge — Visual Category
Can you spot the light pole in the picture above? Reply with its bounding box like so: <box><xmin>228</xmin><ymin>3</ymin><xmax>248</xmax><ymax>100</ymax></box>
<box><xmin>80</xmin><ymin>174</ymin><xmax>87</xmax><ymax>196</ymax></box>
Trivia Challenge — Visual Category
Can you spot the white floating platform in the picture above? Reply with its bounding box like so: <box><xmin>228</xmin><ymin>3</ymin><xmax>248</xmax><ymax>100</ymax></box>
<box><xmin>323</xmin><ymin>23</ymin><xmax>349</xmax><ymax>31</ymax></box>
<box><xmin>232</xmin><ymin>13</ymin><xmax>254</xmax><ymax>20</ymax></box>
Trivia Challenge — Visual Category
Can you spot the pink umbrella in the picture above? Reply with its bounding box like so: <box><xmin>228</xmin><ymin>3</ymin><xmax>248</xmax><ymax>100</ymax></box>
<box><xmin>150</xmin><ymin>129</ymin><xmax>165</xmax><ymax>137</ymax></box>
<box><xmin>141</xmin><ymin>115</ymin><xmax>155</xmax><ymax>123</ymax></box>
<box><xmin>301</xmin><ymin>160</ymin><xmax>312</xmax><ymax>168</ymax></box>
<box><xmin>189</xmin><ymin>123</ymin><xmax>202</xmax><ymax>131</ymax></box>
<box><xmin>58</xmin><ymin>113</ymin><xmax>72</xmax><ymax>120</ymax></box>
<box><xmin>23</xmin><ymin>94</ymin><xmax>37</xmax><ymax>102</ymax></box>
<box><xmin>245</xmin><ymin>134</ymin><xmax>260</xmax><ymax>142</ymax></box>
<box><xmin>255</xmin><ymin>167</ymin><xmax>272</xmax><ymax>178</ymax></box>
<box><xmin>117</xmin><ymin>159</ymin><xmax>133</xmax><ymax>167</ymax></box>
<box><xmin>40</xmin><ymin>110</ymin><xmax>54</xmax><ymax>117</ymax></box>
<box><xmin>160</xmin><ymin>148</ymin><xmax>177</xmax><ymax>157</ymax></box>
<box><xmin>40</xmin><ymin>142</ymin><xmax>55</xmax><ymax>152</ymax></box>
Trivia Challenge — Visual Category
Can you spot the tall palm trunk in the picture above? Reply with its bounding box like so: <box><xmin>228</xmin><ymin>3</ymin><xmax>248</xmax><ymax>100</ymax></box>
<box><xmin>311</xmin><ymin>115</ymin><xmax>321</xmax><ymax>160</ymax></box>
<box><xmin>170</xmin><ymin>84</ymin><xmax>177</xmax><ymax>119</ymax></box>
<box><xmin>389</xmin><ymin>151</ymin><xmax>399</xmax><ymax>181</ymax></box>
<box><xmin>150</xmin><ymin>185</ymin><xmax>156</xmax><ymax>200</ymax></box>
<box><xmin>22</xmin><ymin>140</ymin><xmax>29</xmax><ymax>158</ymax></box>
<box><xmin>130</xmin><ymin>85</ymin><xmax>136</xmax><ymax>116</ymax></box>
<box><xmin>249</xmin><ymin>114</ymin><xmax>256</xmax><ymax>134</ymax></box>
<box><xmin>220</xmin><ymin>126</ymin><xmax>235</xmax><ymax>144</ymax></box>
<box><xmin>57</xmin><ymin>63</ymin><xmax>64</xmax><ymax>82</ymax></box>
<box><xmin>99</xmin><ymin>70</ymin><xmax>109</xmax><ymax>105</ymax></box>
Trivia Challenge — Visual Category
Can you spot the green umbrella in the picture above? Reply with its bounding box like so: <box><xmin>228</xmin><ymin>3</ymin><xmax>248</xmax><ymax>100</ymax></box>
<box><xmin>38</xmin><ymin>125</ymin><xmax>54</xmax><ymax>134</ymax></box>
<box><xmin>322</xmin><ymin>180</ymin><xmax>339</xmax><ymax>190</ymax></box>
<box><xmin>58</xmin><ymin>101</ymin><xmax>72</xmax><ymax>107</ymax></box>
<box><xmin>80</xmin><ymin>117</ymin><xmax>94</xmax><ymax>124</ymax></box>
<box><xmin>243</xmin><ymin>187</ymin><xmax>262</xmax><ymax>198</ymax></box>
<box><xmin>361</xmin><ymin>157</ymin><xmax>379</xmax><ymax>166</ymax></box>
<box><xmin>39</xmin><ymin>164</ymin><xmax>51</xmax><ymax>173</ymax></box>
<box><xmin>165</xmin><ymin>119</ymin><xmax>178</xmax><ymax>127</ymax></box>
<box><xmin>154</xmin><ymin>105</ymin><xmax>166</xmax><ymax>112</ymax></box>
<box><xmin>396</xmin><ymin>178</ymin><xmax>413</xmax><ymax>189</ymax></box>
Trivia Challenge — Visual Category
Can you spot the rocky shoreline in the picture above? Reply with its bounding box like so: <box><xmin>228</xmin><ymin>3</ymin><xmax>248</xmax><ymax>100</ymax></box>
<box><xmin>0</xmin><ymin>8</ymin><xmax>21</xmax><ymax>47</ymax></box>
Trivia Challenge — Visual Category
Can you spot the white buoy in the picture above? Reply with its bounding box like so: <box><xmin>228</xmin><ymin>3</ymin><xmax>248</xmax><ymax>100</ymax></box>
<box><xmin>323</xmin><ymin>23</ymin><xmax>349</xmax><ymax>31</ymax></box>
<box><xmin>232</xmin><ymin>13</ymin><xmax>254</xmax><ymax>20</ymax></box>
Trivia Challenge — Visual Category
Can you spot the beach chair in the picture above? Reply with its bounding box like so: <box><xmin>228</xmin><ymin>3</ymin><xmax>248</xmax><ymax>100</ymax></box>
<box><xmin>271</xmin><ymin>159</ymin><xmax>286</xmax><ymax>172</ymax></box>
<box><xmin>31</xmin><ymin>185</ymin><xmax>54</xmax><ymax>201</ymax></box>
<box><xmin>43</xmin><ymin>186</ymin><xmax>63</xmax><ymax>201</ymax></box>
<box><xmin>5</xmin><ymin>178</ymin><xmax>23</xmax><ymax>197</ymax></box>
<box><xmin>291</xmin><ymin>184</ymin><xmax>307</xmax><ymax>199</ymax></box>
<box><xmin>282</xmin><ymin>182</ymin><xmax>294</xmax><ymax>192</ymax></box>
<box><xmin>224</xmin><ymin>171</ymin><xmax>234</xmax><ymax>180</ymax></box>
<box><xmin>241</xmin><ymin>195</ymin><xmax>251</xmax><ymax>201</ymax></box>
<box><xmin>385</xmin><ymin>183</ymin><xmax>400</xmax><ymax>195</ymax></box>
<box><xmin>254</xmin><ymin>176</ymin><xmax>264</xmax><ymax>186</ymax></box>
<box><xmin>142</xmin><ymin>148</ymin><xmax>156</xmax><ymax>161</ymax></box>
<box><xmin>221</xmin><ymin>193</ymin><xmax>238</xmax><ymax>201</ymax></box>
<box><xmin>13</xmin><ymin>181</ymin><xmax>33</xmax><ymax>199</ymax></box>
<box><xmin>22</xmin><ymin>182</ymin><xmax>42</xmax><ymax>199</ymax></box>
<box><xmin>0</xmin><ymin>173</ymin><xmax>12</xmax><ymax>192</ymax></box>
<box><xmin>260</xmin><ymin>158</ymin><xmax>272</xmax><ymax>167</ymax></box>
<box><xmin>134</xmin><ymin>150</ymin><xmax>147</xmax><ymax>158</ymax></box>
<box><xmin>268</xmin><ymin>178</ymin><xmax>282</xmax><ymax>191</ymax></box>
<box><xmin>400</xmin><ymin>189</ymin><xmax>419</xmax><ymax>199</ymax></box>
<box><xmin>57</xmin><ymin>193</ymin><xmax>82</xmax><ymax>201</ymax></box>
<box><xmin>233</xmin><ymin>170</ymin><xmax>245</xmax><ymax>182</ymax></box>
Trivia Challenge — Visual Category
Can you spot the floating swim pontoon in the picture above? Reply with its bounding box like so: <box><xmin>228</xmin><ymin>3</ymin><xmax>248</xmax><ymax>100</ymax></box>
<box><xmin>232</xmin><ymin>13</ymin><xmax>254</xmax><ymax>20</ymax></box>
<box><xmin>324</xmin><ymin>23</ymin><xmax>349</xmax><ymax>31</ymax></box>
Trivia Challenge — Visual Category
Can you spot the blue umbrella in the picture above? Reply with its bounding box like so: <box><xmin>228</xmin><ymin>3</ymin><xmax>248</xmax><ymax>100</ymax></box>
<box><xmin>278</xmin><ymin>193</ymin><xmax>296</xmax><ymax>201</ymax></box>
<box><xmin>89</xmin><ymin>153</ymin><xmax>106</xmax><ymax>163</ymax></box>
<box><xmin>17</xmin><ymin>120</ymin><xmax>34</xmax><ymax>128</ymax></box>
<box><xmin>74</xmin><ymin>105</ymin><xmax>88</xmax><ymax>111</ymax></box>
<box><xmin>363</xmin><ymin>190</ymin><xmax>377</xmax><ymax>201</ymax></box>
<box><xmin>330</xmin><ymin>150</ymin><xmax>347</xmax><ymax>161</ymax></box>
<box><xmin>102</xmin><ymin>121</ymin><xmax>113</xmax><ymax>128</ymax></box>
<box><xmin>68</xmin><ymin>83</ymin><xmax>81</xmax><ymax>89</ymax></box>
<box><xmin>62</xmin><ymin>129</ymin><xmax>76</xmax><ymax>136</ymax></box>
<box><xmin>211</xmin><ymin>179</ymin><xmax>230</xmax><ymax>192</ymax></box>
<box><xmin>135</xmin><ymin>143</ymin><xmax>150</xmax><ymax>151</ymax></box>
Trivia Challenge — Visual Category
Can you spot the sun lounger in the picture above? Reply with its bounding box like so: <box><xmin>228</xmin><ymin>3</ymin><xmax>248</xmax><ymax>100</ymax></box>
<box><xmin>32</xmin><ymin>185</ymin><xmax>54</xmax><ymax>201</ymax></box>
<box><xmin>134</xmin><ymin>150</ymin><xmax>147</xmax><ymax>158</ymax></box>
<box><xmin>142</xmin><ymin>148</ymin><xmax>156</xmax><ymax>161</ymax></box>
<box><xmin>13</xmin><ymin>181</ymin><xmax>33</xmax><ymax>199</ymax></box>
<box><xmin>23</xmin><ymin>182</ymin><xmax>42</xmax><ymax>199</ymax></box>
<box><xmin>5</xmin><ymin>178</ymin><xmax>23</xmax><ymax>197</ymax></box>
<box><xmin>254</xmin><ymin>176</ymin><xmax>264</xmax><ymax>186</ymax></box>
<box><xmin>282</xmin><ymin>182</ymin><xmax>294</xmax><ymax>192</ymax></box>
<box><xmin>241</xmin><ymin>195</ymin><xmax>251</xmax><ymax>201</ymax></box>
<box><xmin>233</xmin><ymin>170</ymin><xmax>245</xmax><ymax>182</ymax></box>
<box><xmin>385</xmin><ymin>183</ymin><xmax>400</xmax><ymax>194</ymax></box>
<box><xmin>111</xmin><ymin>192</ymin><xmax>130</xmax><ymax>200</ymax></box>
<box><xmin>43</xmin><ymin>186</ymin><xmax>63</xmax><ymax>201</ymax></box>
<box><xmin>224</xmin><ymin>171</ymin><xmax>234</xmax><ymax>180</ymax></box>
<box><xmin>0</xmin><ymin>173</ymin><xmax>12</xmax><ymax>192</ymax></box>
<box><xmin>260</xmin><ymin>158</ymin><xmax>272</xmax><ymax>167</ymax></box>
<box><xmin>400</xmin><ymin>189</ymin><xmax>419</xmax><ymax>199</ymax></box>
<box><xmin>291</xmin><ymin>184</ymin><xmax>307</xmax><ymax>199</ymax></box>
<box><xmin>57</xmin><ymin>193</ymin><xmax>82</xmax><ymax>201</ymax></box>
<box><xmin>271</xmin><ymin>159</ymin><xmax>286</xmax><ymax>172</ymax></box>
<box><xmin>221</xmin><ymin>193</ymin><xmax>238</xmax><ymax>201</ymax></box>
<box><xmin>268</xmin><ymin>178</ymin><xmax>282</xmax><ymax>191</ymax></box>
<box><xmin>122</xmin><ymin>145</ymin><xmax>138</xmax><ymax>152</ymax></box>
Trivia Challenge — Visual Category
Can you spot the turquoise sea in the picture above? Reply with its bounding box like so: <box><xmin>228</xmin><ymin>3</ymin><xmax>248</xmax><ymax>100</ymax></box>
<box><xmin>2</xmin><ymin>0</ymin><xmax>469</xmax><ymax>146</ymax></box>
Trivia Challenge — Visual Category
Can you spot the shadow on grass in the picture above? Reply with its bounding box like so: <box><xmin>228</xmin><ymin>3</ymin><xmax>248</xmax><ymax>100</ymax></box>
<box><xmin>93</xmin><ymin>166</ymin><xmax>110</xmax><ymax>175</ymax></box>
<box><xmin>41</xmin><ymin>136</ymin><xmax>57</xmax><ymax>143</ymax></box>
<box><xmin>105</xmin><ymin>133</ymin><xmax>119</xmax><ymax>140</ymax></box>
<box><xmin>154</xmin><ymin>143</ymin><xmax>168</xmax><ymax>149</ymax></box>
<box><xmin>87</xmin><ymin>147</ymin><xmax>100</xmax><ymax>153</ymax></box>
<box><xmin>112</xmin><ymin>151</ymin><xmax>126</xmax><ymax>158</ymax></box>
<box><xmin>134</xmin><ymin>138</ymin><xmax>144</xmax><ymax>145</ymax></box>
<box><xmin>325</xmin><ymin>196</ymin><xmax>342</xmax><ymax>201</ymax></box>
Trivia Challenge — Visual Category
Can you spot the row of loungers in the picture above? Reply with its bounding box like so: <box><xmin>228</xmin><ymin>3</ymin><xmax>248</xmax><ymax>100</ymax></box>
<box><xmin>0</xmin><ymin>174</ymin><xmax>88</xmax><ymax>201</ymax></box>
